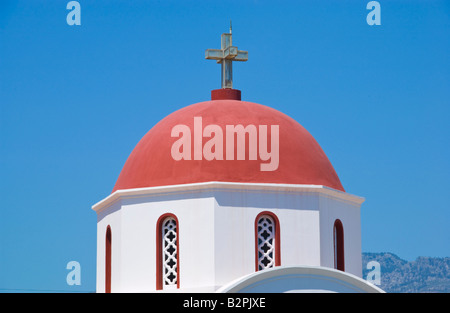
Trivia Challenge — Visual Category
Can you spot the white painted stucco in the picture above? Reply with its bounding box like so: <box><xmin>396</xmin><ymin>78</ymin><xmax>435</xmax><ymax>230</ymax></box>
<box><xmin>92</xmin><ymin>182</ymin><xmax>364</xmax><ymax>293</ymax></box>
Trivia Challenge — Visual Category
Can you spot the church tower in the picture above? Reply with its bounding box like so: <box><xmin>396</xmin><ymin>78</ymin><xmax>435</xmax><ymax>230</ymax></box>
<box><xmin>92</xmin><ymin>28</ymin><xmax>382</xmax><ymax>293</ymax></box>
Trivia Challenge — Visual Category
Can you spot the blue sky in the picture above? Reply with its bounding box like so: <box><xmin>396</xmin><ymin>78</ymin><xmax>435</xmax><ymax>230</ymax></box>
<box><xmin>0</xmin><ymin>0</ymin><xmax>449</xmax><ymax>292</ymax></box>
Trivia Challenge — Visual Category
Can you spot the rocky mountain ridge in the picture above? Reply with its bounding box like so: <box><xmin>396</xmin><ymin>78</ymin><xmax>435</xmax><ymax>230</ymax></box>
<box><xmin>362</xmin><ymin>252</ymin><xmax>450</xmax><ymax>293</ymax></box>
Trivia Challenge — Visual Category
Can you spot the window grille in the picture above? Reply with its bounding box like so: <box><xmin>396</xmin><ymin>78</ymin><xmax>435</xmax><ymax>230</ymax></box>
<box><xmin>162</xmin><ymin>217</ymin><xmax>178</xmax><ymax>287</ymax></box>
<box><xmin>256</xmin><ymin>215</ymin><xmax>276</xmax><ymax>270</ymax></box>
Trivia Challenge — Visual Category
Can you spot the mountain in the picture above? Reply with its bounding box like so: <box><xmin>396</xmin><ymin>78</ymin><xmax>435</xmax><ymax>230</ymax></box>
<box><xmin>362</xmin><ymin>252</ymin><xmax>450</xmax><ymax>293</ymax></box>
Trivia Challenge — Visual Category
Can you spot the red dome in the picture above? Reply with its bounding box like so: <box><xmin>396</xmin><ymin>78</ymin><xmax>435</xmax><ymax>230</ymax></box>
<box><xmin>112</xmin><ymin>100</ymin><xmax>344</xmax><ymax>193</ymax></box>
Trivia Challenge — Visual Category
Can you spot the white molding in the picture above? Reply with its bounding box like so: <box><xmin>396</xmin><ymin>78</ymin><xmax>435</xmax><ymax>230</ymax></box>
<box><xmin>92</xmin><ymin>182</ymin><xmax>365</xmax><ymax>214</ymax></box>
<box><xmin>215</xmin><ymin>265</ymin><xmax>385</xmax><ymax>293</ymax></box>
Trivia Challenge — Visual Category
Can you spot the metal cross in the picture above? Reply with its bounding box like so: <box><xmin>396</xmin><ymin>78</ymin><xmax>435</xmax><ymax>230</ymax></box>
<box><xmin>205</xmin><ymin>24</ymin><xmax>248</xmax><ymax>89</ymax></box>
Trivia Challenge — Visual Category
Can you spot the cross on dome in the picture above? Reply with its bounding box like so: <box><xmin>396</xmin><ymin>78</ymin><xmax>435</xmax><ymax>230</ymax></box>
<box><xmin>205</xmin><ymin>23</ymin><xmax>248</xmax><ymax>89</ymax></box>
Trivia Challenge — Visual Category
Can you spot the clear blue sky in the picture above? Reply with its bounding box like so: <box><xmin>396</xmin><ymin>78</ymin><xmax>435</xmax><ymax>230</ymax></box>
<box><xmin>0</xmin><ymin>0</ymin><xmax>449</xmax><ymax>292</ymax></box>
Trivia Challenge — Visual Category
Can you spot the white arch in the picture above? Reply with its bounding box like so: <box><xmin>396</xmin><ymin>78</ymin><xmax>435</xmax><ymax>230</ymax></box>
<box><xmin>216</xmin><ymin>265</ymin><xmax>385</xmax><ymax>293</ymax></box>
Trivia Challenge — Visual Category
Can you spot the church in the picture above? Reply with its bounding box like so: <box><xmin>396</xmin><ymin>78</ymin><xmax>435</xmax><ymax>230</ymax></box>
<box><xmin>91</xmin><ymin>27</ymin><xmax>383</xmax><ymax>293</ymax></box>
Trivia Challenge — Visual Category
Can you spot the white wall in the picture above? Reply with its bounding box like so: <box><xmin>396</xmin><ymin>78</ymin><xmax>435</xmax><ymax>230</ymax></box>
<box><xmin>93</xmin><ymin>183</ymin><xmax>363</xmax><ymax>292</ymax></box>
<box><xmin>118</xmin><ymin>192</ymin><xmax>216</xmax><ymax>292</ymax></box>
<box><xmin>319</xmin><ymin>195</ymin><xmax>363</xmax><ymax>277</ymax></box>
<box><xmin>213</xmin><ymin>189</ymin><xmax>322</xmax><ymax>288</ymax></box>
<box><xmin>96</xmin><ymin>201</ymin><xmax>122</xmax><ymax>293</ymax></box>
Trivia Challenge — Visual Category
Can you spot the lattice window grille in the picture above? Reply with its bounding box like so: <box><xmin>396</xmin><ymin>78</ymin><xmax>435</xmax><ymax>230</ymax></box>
<box><xmin>162</xmin><ymin>217</ymin><xmax>178</xmax><ymax>288</ymax></box>
<box><xmin>257</xmin><ymin>215</ymin><xmax>275</xmax><ymax>271</ymax></box>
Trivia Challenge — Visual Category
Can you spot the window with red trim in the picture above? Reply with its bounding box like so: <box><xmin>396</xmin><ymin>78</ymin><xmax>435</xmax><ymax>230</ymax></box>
<box><xmin>333</xmin><ymin>219</ymin><xmax>345</xmax><ymax>271</ymax></box>
<box><xmin>156</xmin><ymin>214</ymin><xmax>180</xmax><ymax>290</ymax></box>
<box><xmin>255</xmin><ymin>212</ymin><xmax>281</xmax><ymax>271</ymax></box>
<box><xmin>105</xmin><ymin>225</ymin><xmax>112</xmax><ymax>293</ymax></box>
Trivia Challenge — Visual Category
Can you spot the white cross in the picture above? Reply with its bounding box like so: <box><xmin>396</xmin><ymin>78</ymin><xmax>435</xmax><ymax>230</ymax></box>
<box><xmin>205</xmin><ymin>25</ymin><xmax>248</xmax><ymax>89</ymax></box>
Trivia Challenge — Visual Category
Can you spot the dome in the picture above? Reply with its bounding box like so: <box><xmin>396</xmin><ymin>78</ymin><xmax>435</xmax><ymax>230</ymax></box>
<box><xmin>112</xmin><ymin>99</ymin><xmax>344</xmax><ymax>193</ymax></box>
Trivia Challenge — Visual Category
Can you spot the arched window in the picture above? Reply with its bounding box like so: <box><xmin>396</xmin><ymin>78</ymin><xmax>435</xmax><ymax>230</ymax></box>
<box><xmin>255</xmin><ymin>211</ymin><xmax>281</xmax><ymax>271</ymax></box>
<box><xmin>333</xmin><ymin>219</ymin><xmax>345</xmax><ymax>271</ymax></box>
<box><xmin>156</xmin><ymin>214</ymin><xmax>180</xmax><ymax>290</ymax></box>
<box><xmin>105</xmin><ymin>225</ymin><xmax>112</xmax><ymax>293</ymax></box>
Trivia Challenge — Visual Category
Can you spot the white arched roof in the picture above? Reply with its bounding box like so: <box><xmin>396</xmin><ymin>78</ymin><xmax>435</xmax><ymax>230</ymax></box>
<box><xmin>216</xmin><ymin>265</ymin><xmax>384</xmax><ymax>293</ymax></box>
